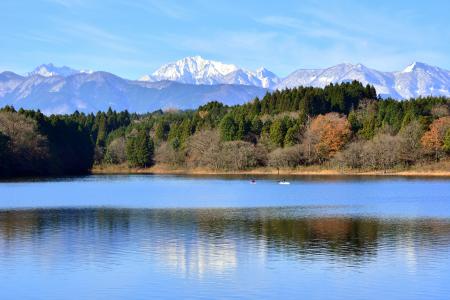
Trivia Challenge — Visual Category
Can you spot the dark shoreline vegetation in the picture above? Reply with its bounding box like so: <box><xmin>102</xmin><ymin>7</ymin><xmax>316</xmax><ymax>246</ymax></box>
<box><xmin>1</xmin><ymin>81</ymin><xmax>449</xmax><ymax>178</ymax></box>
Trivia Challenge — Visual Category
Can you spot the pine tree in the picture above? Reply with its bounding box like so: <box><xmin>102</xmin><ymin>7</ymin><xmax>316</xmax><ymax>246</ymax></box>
<box><xmin>0</xmin><ymin>132</ymin><xmax>10</xmax><ymax>175</ymax></box>
<box><xmin>179</xmin><ymin>118</ymin><xmax>193</xmax><ymax>145</ymax></box>
<box><xmin>347</xmin><ymin>110</ymin><xmax>360</xmax><ymax>133</ymax></box>
<box><xmin>154</xmin><ymin>122</ymin><xmax>168</xmax><ymax>142</ymax></box>
<box><xmin>126</xmin><ymin>130</ymin><xmax>154</xmax><ymax>168</ymax></box>
<box><xmin>444</xmin><ymin>129</ymin><xmax>450</xmax><ymax>153</ymax></box>
<box><xmin>126</xmin><ymin>134</ymin><xmax>137</xmax><ymax>166</ymax></box>
<box><xmin>220</xmin><ymin>114</ymin><xmax>238</xmax><ymax>141</ymax></box>
<box><xmin>284</xmin><ymin>127</ymin><xmax>298</xmax><ymax>147</ymax></box>
<box><xmin>237</xmin><ymin>117</ymin><xmax>250</xmax><ymax>140</ymax></box>
<box><xmin>270</xmin><ymin>119</ymin><xmax>287</xmax><ymax>147</ymax></box>
<box><xmin>251</xmin><ymin>117</ymin><xmax>263</xmax><ymax>135</ymax></box>
<box><xmin>96</xmin><ymin>114</ymin><xmax>107</xmax><ymax>147</ymax></box>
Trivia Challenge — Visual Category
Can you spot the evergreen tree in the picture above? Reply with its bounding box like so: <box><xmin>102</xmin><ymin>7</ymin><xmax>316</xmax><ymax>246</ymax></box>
<box><xmin>126</xmin><ymin>130</ymin><xmax>154</xmax><ymax>168</ymax></box>
<box><xmin>167</xmin><ymin>123</ymin><xmax>180</xmax><ymax>142</ymax></box>
<box><xmin>126</xmin><ymin>134</ymin><xmax>137</xmax><ymax>166</ymax></box>
<box><xmin>96</xmin><ymin>114</ymin><xmax>107</xmax><ymax>147</ymax></box>
<box><xmin>0</xmin><ymin>132</ymin><xmax>10</xmax><ymax>175</ymax></box>
<box><xmin>2</xmin><ymin>81</ymin><xmax>450</xmax><ymax>177</ymax></box>
<box><xmin>179</xmin><ymin>118</ymin><xmax>193</xmax><ymax>145</ymax></box>
<box><xmin>444</xmin><ymin>129</ymin><xmax>450</xmax><ymax>153</ymax></box>
<box><xmin>154</xmin><ymin>122</ymin><xmax>169</xmax><ymax>142</ymax></box>
<box><xmin>348</xmin><ymin>110</ymin><xmax>360</xmax><ymax>133</ymax></box>
<box><xmin>284</xmin><ymin>127</ymin><xmax>298</xmax><ymax>147</ymax></box>
<box><xmin>251</xmin><ymin>117</ymin><xmax>263</xmax><ymax>135</ymax></box>
<box><xmin>237</xmin><ymin>117</ymin><xmax>250</xmax><ymax>140</ymax></box>
<box><xmin>270</xmin><ymin>119</ymin><xmax>287</xmax><ymax>147</ymax></box>
<box><xmin>220</xmin><ymin>114</ymin><xmax>238</xmax><ymax>141</ymax></box>
<box><xmin>171</xmin><ymin>137</ymin><xmax>181</xmax><ymax>150</ymax></box>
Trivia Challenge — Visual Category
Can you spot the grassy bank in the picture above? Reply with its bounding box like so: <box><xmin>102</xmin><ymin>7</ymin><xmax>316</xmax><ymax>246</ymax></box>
<box><xmin>92</xmin><ymin>161</ymin><xmax>450</xmax><ymax>177</ymax></box>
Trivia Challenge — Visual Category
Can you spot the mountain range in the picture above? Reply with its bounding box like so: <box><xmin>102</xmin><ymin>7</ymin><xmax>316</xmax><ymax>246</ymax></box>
<box><xmin>139</xmin><ymin>56</ymin><xmax>280</xmax><ymax>89</ymax></box>
<box><xmin>1</xmin><ymin>56</ymin><xmax>449</xmax><ymax>114</ymax></box>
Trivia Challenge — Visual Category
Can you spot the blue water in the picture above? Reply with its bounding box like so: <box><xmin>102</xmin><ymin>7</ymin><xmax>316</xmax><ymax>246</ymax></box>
<box><xmin>0</xmin><ymin>175</ymin><xmax>449</xmax><ymax>299</ymax></box>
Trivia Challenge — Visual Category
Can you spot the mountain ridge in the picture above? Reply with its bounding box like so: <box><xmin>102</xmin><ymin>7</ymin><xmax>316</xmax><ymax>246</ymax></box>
<box><xmin>139</xmin><ymin>56</ymin><xmax>280</xmax><ymax>89</ymax></box>
<box><xmin>1</xmin><ymin>57</ymin><xmax>450</xmax><ymax>114</ymax></box>
<box><xmin>277</xmin><ymin>61</ymin><xmax>450</xmax><ymax>99</ymax></box>
<box><xmin>0</xmin><ymin>70</ymin><xmax>268</xmax><ymax>114</ymax></box>
<box><xmin>138</xmin><ymin>56</ymin><xmax>450</xmax><ymax>99</ymax></box>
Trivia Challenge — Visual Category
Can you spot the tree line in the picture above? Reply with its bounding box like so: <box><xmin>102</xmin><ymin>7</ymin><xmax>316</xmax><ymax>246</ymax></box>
<box><xmin>0</xmin><ymin>107</ymin><xmax>133</xmax><ymax>177</ymax></box>
<box><xmin>1</xmin><ymin>81</ymin><xmax>449</xmax><ymax>177</ymax></box>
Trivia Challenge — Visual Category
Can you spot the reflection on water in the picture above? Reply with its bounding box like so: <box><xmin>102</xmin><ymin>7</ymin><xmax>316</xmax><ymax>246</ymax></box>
<box><xmin>1</xmin><ymin>207</ymin><xmax>450</xmax><ymax>299</ymax></box>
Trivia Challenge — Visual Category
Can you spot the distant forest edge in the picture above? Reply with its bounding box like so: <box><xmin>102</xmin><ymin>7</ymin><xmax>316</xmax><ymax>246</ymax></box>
<box><xmin>1</xmin><ymin>81</ymin><xmax>450</xmax><ymax>177</ymax></box>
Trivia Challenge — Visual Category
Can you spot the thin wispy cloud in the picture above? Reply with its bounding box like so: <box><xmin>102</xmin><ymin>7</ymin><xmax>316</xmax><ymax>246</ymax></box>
<box><xmin>148</xmin><ymin>0</ymin><xmax>190</xmax><ymax>19</ymax></box>
<box><xmin>123</xmin><ymin>0</ymin><xmax>192</xmax><ymax>20</ymax></box>
<box><xmin>58</xmin><ymin>21</ymin><xmax>138</xmax><ymax>54</ymax></box>
<box><xmin>44</xmin><ymin>0</ymin><xmax>88</xmax><ymax>8</ymax></box>
<box><xmin>1</xmin><ymin>0</ymin><xmax>449</xmax><ymax>78</ymax></box>
<box><xmin>251</xmin><ymin>0</ymin><xmax>449</xmax><ymax>72</ymax></box>
<box><xmin>293</xmin><ymin>2</ymin><xmax>444</xmax><ymax>46</ymax></box>
<box><xmin>18</xmin><ymin>32</ymin><xmax>67</xmax><ymax>45</ymax></box>
<box><xmin>256</xmin><ymin>15</ymin><xmax>368</xmax><ymax>45</ymax></box>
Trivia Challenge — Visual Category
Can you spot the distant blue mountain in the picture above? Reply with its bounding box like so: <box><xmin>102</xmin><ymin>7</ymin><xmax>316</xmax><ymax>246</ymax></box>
<box><xmin>1</xmin><ymin>57</ymin><xmax>450</xmax><ymax>114</ymax></box>
<box><xmin>0</xmin><ymin>71</ymin><xmax>268</xmax><ymax>114</ymax></box>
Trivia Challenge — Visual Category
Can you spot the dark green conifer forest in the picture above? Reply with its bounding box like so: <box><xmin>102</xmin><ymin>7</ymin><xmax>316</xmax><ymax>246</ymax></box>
<box><xmin>1</xmin><ymin>81</ymin><xmax>449</xmax><ymax>177</ymax></box>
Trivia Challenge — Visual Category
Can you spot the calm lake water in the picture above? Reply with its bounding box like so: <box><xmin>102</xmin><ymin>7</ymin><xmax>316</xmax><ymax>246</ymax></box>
<box><xmin>1</xmin><ymin>175</ymin><xmax>450</xmax><ymax>299</ymax></box>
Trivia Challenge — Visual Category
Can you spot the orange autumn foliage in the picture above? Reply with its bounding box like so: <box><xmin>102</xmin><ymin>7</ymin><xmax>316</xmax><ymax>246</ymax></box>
<box><xmin>309</xmin><ymin>113</ymin><xmax>351</xmax><ymax>159</ymax></box>
<box><xmin>421</xmin><ymin>116</ymin><xmax>450</xmax><ymax>153</ymax></box>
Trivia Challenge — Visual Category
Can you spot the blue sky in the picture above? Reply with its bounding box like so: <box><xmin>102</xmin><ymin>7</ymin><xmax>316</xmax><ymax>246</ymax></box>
<box><xmin>1</xmin><ymin>0</ymin><xmax>449</xmax><ymax>78</ymax></box>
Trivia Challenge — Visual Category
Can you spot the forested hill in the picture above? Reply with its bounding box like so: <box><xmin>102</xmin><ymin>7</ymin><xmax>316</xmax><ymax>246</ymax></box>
<box><xmin>1</xmin><ymin>81</ymin><xmax>449</xmax><ymax>177</ymax></box>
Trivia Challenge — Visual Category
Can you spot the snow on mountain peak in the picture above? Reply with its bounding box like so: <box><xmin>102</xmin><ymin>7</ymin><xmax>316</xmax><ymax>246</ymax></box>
<box><xmin>402</xmin><ymin>62</ymin><xmax>419</xmax><ymax>73</ymax></box>
<box><xmin>149</xmin><ymin>56</ymin><xmax>239</xmax><ymax>84</ymax></box>
<box><xmin>29</xmin><ymin>63</ymin><xmax>80</xmax><ymax>77</ymax></box>
<box><xmin>139</xmin><ymin>56</ymin><xmax>279</xmax><ymax>88</ymax></box>
<box><xmin>256</xmin><ymin>67</ymin><xmax>270</xmax><ymax>73</ymax></box>
<box><xmin>254</xmin><ymin>67</ymin><xmax>280</xmax><ymax>88</ymax></box>
<box><xmin>277</xmin><ymin>61</ymin><xmax>450</xmax><ymax>99</ymax></box>
<box><xmin>80</xmin><ymin>69</ymin><xmax>94</xmax><ymax>74</ymax></box>
<box><xmin>2</xmin><ymin>59</ymin><xmax>450</xmax><ymax>114</ymax></box>
<box><xmin>401</xmin><ymin>62</ymin><xmax>433</xmax><ymax>73</ymax></box>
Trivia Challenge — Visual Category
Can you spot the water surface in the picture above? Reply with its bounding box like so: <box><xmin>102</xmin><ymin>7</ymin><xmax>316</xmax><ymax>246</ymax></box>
<box><xmin>1</xmin><ymin>175</ymin><xmax>449</xmax><ymax>299</ymax></box>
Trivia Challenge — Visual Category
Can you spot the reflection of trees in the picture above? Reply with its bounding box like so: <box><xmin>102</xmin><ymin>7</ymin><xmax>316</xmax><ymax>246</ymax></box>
<box><xmin>251</xmin><ymin>218</ymin><xmax>381</xmax><ymax>259</ymax></box>
<box><xmin>1</xmin><ymin>208</ymin><xmax>450</xmax><ymax>262</ymax></box>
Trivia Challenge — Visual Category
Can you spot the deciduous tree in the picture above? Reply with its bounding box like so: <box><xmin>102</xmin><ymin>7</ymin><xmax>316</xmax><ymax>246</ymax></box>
<box><xmin>421</xmin><ymin>116</ymin><xmax>450</xmax><ymax>160</ymax></box>
<box><xmin>303</xmin><ymin>113</ymin><xmax>351</xmax><ymax>162</ymax></box>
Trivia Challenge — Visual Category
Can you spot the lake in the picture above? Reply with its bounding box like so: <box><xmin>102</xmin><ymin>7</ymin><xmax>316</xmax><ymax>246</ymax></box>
<box><xmin>1</xmin><ymin>175</ymin><xmax>450</xmax><ymax>299</ymax></box>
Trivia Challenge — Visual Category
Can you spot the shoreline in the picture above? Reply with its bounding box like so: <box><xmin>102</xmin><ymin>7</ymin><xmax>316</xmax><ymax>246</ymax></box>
<box><xmin>92</xmin><ymin>163</ymin><xmax>450</xmax><ymax>177</ymax></box>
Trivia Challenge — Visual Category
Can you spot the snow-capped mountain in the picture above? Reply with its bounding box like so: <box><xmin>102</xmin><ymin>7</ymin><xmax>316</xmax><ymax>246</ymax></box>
<box><xmin>139</xmin><ymin>56</ymin><xmax>280</xmax><ymax>89</ymax></box>
<box><xmin>256</xmin><ymin>67</ymin><xmax>280</xmax><ymax>89</ymax></box>
<box><xmin>141</xmin><ymin>56</ymin><xmax>238</xmax><ymax>84</ymax></box>
<box><xmin>0</xmin><ymin>71</ymin><xmax>25</xmax><ymax>97</ymax></box>
<box><xmin>1</xmin><ymin>59</ymin><xmax>450</xmax><ymax>114</ymax></box>
<box><xmin>139</xmin><ymin>56</ymin><xmax>450</xmax><ymax>97</ymax></box>
<box><xmin>393</xmin><ymin>62</ymin><xmax>450</xmax><ymax>98</ymax></box>
<box><xmin>28</xmin><ymin>63</ymin><xmax>93</xmax><ymax>77</ymax></box>
<box><xmin>277</xmin><ymin>63</ymin><xmax>399</xmax><ymax>98</ymax></box>
<box><xmin>0</xmin><ymin>69</ymin><xmax>267</xmax><ymax>114</ymax></box>
<box><xmin>29</xmin><ymin>63</ymin><xmax>80</xmax><ymax>77</ymax></box>
<box><xmin>277</xmin><ymin>62</ymin><xmax>450</xmax><ymax>99</ymax></box>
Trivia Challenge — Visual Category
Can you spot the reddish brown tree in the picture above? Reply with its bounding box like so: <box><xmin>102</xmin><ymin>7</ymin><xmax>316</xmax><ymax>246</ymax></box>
<box><xmin>304</xmin><ymin>113</ymin><xmax>351</xmax><ymax>162</ymax></box>
<box><xmin>421</xmin><ymin>116</ymin><xmax>450</xmax><ymax>160</ymax></box>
